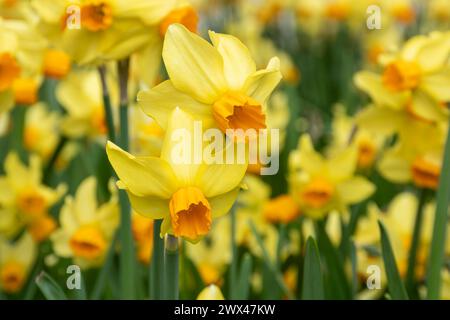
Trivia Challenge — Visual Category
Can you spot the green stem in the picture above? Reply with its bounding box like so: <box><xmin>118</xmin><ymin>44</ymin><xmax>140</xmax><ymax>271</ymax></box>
<box><xmin>229</xmin><ymin>204</ymin><xmax>237</xmax><ymax>299</ymax></box>
<box><xmin>98</xmin><ymin>65</ymin><xmax>116</xmax><ymax>143</ymax></box>
<box><xmin>405</xmin><ymin>188</ymin><xmax>427</xmax><ymax>297</ymax></box>
<box><xmin>149</xmin><ymin>219</ymin><xmax>164</xmax><ymax>299</ymax></box>
<box><xmin>91</xmin><ymin>233</ymin><xmax>117</xmax><ymax>299</ymax></box>
<box><xmin>164</xmin><ymin>234</ymin><xmax>179</xmax><ymax>300</ymax></box>
<box><xmin>43</xmin><ymin>136</ymin><xmax>67</xmax><ymax>185</ymax></box>
<box><xmin>427</xmin><ymin>125</ymin><xmax>450</xmax><ymax>299</ymax></box>
<box><xmin>10</xmin><ymin>105</ymin><xmax>27</xmax><ymax>161</ymax></box>
<box><xmin>116</xmin><ymin>58</ymin><xmax>135</xmax><ymax>300</ymax></box>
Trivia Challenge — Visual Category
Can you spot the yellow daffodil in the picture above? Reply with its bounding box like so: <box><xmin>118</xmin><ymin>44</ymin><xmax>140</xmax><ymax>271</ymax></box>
<box><xmin>129</xmin><ymin>106</ymin><xmax>164</xmax><ymax>157</ymax></box>
<box><xmin>42</xmin><ymin>49</ymin><xmax>71</xmax><ymax>79</ymax></box>
<box><xmin>51</xmin><ymin>177</ymin><xmax>119</xmax><ymax>268</ymax></box>
<box><xmin>138</xmin><ymin>24</ymin><xmax>282</xmax><ymax>136</ymax></box>
<box><xmin>131</xmin><ymin>212</ymin><xmax>153</xmax><ymax>264</ymax></box>
<box><xmin>107</xmin><ymin>108</ymin><xmax>247</xmax><ymax>242</ymax></box>
<box><xmin>354</xmin><ymin>31</ymin><xmax>450</xmax><ymax>124</ymax></box>
<box><xmin>23</xmin><ymin>103</ymin><xmax>60</xmax><ymax>160</ymax></box>
<box><xmin>0</xmin><ymin>152</ymin><xmax>66</xmax><ymax>239</ymax></box>
<box><xmin>0</xmin><ymin>232</ymin><xmax>36</xmax><ymax>294</ymax></box>
<box><xmin>330</xmin><ymin>105</ymin><xmax>385</xmax><ymax>169</ymax></box>
<box><xmin>56</xmin><ymin>70</ymin><xmax>117</xmax><ymax>140</ymax></box>
<box><xmin>428</xmin><ymin>0</ymin><xmax>450</xmax><ymax>26</ymax></box>
<box><xmin>196</xmin><ymin>284</ymin><xmax>225</xmax><ymax>300</ymax></box>
<box><xmin>289</xmin><ymin>134</ymin><xmax>375</xmax><ymax>219</ymax></box>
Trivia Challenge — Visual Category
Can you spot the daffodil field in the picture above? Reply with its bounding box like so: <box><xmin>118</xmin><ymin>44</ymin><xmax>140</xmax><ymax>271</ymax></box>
<box><xmin>0</xmin><ymin>0</ymin><xmax>450</xmax><ymax>302</ymax></box>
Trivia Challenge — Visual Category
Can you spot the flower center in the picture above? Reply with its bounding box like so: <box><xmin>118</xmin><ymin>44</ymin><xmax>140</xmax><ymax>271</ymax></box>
<box><xmin>169</xmin><ymin>186</ymin><xmax>211</xmax><ymax>241</ymax></box>
<box><xmin>357</xmin><ymin>139</ymin><xmax>376</xmax><ymax>168</ymax></box>
<box><xmin>81</xmin><ymin>1</ymin><xmax>113</xmax><ymax>32</ymax></box>
<box><xmin>198</xmin><ymin>263</ymin><xmax>220</xmax><ymax>285</ymax></box>
<box><xmin>70</xmin><ymin>225</ymin><xmax>107</xmax><ymax>260</ymax></box>
<box><xmin>263</xmin><ymin>195</ymin><xmax>300</xmax><ymax>223</ymax></box>
<box><xmin>391</xmin><ymin>4</ymin><xmax>416</xmax><ymax>24</ymax></box>
<box><xmin>159</xmin><ymin>6</ymin><xmax>198</xmax><ymax>38</ymax></box>
<box><xmin>0</xmin><ymin>52</ymin><xmax>20</xmax><ymax>91</ymax></box>
<box><xmin>411</xmin><ymin>157</ymin><xmax>440</xmax><ymax>189</ymax></box>
<box><xmin>24</xmin><ymin>125</ymin><xmax>40</xmax><ymax>151</ymax></box>
<box><xmin>91</xmin><ymin>105</ymin><xmax>107</xmax><ymax>134</ymax></box>
<box><xmin>12</xmin><ymin>78</ymin><xmax>38</xmax><ymax>105</ymax></box>
<box><xmin>213</xmin><ymin>92</ymin><xmax>266</xmax><ymax>135</ymax></box>
<box><xmin>382</xmin><ymin>60</ymin><xmax>421</xmax><ymax>92</ymax></box>
<box><xmin>43</xmin><ymin>49</ymin><xmax>71</xmax><ymax>79</ymax></box>
<box><xmin>17</xmin><ymin>189</ymin><xmax>47</xmax><ymax>219</ymax></box>
<box><xmin>325</xmin><ymin>2</ymin><xmax>350</xmax><ymax>21</ymax></box>
<box><xmin>301</xmin><ymin>178</ymin><xmax>334</xmax><ymax>208</ymax></box>
<box><xmin>0</xmin><ymin>261</ymin><xmax>25</xmax><ymax>294</ymax></box>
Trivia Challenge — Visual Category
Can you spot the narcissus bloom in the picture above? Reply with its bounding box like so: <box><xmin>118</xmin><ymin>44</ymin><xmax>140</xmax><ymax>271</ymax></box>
<box><xmin>354</xmin><ymin>31</ymin><xmax>450</xmax><ymax>124</ymax></box>
<box><xmin>196</xmin><ymin>284</ymin><xmax>225</xmax><ymax>300</ymax></box>
<box><xmin>107</xmin><ymin>108</ymin><xmax>247</xmax><ymax>242</ymax></box>
<box><xmin>131</xmin><ymin>213</ymin><xmax>153</xmax><ymax>264</ymax></box>
<box><xmin>138</xmin><ymin>24</ymin><xmax>282</xmax><ymax>135</ymax></box>
<box><xmin>289</xmin><ymin>135</ymin><xmax>375</xmax><ymax>219</ymax></box>
<box><xmin>51</xmin><ymin>177</ymin><xmax>119</xmax><ymax>268</ymax></box>
<box><xmin>0</xmin><ymin>233</ymin><xmax>36</xmax><ymax>294</ymax></box>
<box><xmin>0</xmin><ymin>153</ymin><xmax>66</xmax><ymax>239</ymax></box>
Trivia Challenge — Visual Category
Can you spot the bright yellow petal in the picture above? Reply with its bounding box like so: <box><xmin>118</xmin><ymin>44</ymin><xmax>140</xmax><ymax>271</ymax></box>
<box><xmin>355</xmin><ymin>105</ymin><xmax>404</xmax><ymax>135</ymax></box>
<box><xmin>137</xmin><ymin>80</ymin><xmax>213</xmax><ymax>130</ymax></box>
<box><xmin>410</xmin><ymin>91</ymin><xmax>447</xmax><ymax>123</ymax></box>
<box><xmin>115</xmin><ymin>0</ymin><xmax>177</xmax><ymax>24</ymax></box>
<box><xmin>210</xmin><ymin>186</ymin><xmax>240</xmax><ymax>218</ymax></box>
<box><xmin>209</xmin><ymin>31</ymin><xmax>256</xmax><ymax>90</ymax></box>
<box><xmin>106</xmin><ymin>141</ymin><xmax>178</xmax><ymax>198</ymax></box>
<box><xmin>415</xmin><ymin>33</ymin><xmax>450</xmax><ymax>72</ymax></box>
<box><xmin>244</xmin><ymin>57</ymin><xmax>282</xmax><ymax>104</ymax></box>
<box><xmin>74</xmin><ymin>177</ymin><xmax>98</xmax><ymax>224</ymax></box>
<box><xmin>51</xmin><ymin>229</ymin><xmax>73</xmax><ymax>258</ymax></box>
<box><xmin>377</xmin><ymin>149</ymin><xmax>411</xmax><ymax>183</ymax></box>
<box><xmin>160</xmin><ymin>108</ymin><xmax>201</xmax><ymax>186</ymax></box>
<box><xmin>127</xmin><ymin>191</ymin><xmax>168</xmax><ymax>220</ymax></box>
<box><xmin>337</xmin><ymin>176</ymin><xmax>375</xmax><ymax>204</ymax></box>
<box><xmin>163</xmin><ymin>24</ymin><xmax>226</xmax><ymax>104</ymax></box>
<box><xmin>327</xmin><ymin>146</ymin><xmax>358</xmax><ymax>182</ymax></box>
<box><xmin>420</xmin><ymin>69</ymin><xmax>450</xmax><ymax>102</ymax></box>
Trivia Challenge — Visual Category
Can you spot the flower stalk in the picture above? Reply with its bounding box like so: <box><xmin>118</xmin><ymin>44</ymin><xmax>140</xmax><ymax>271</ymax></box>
<box><xmin>164</xmin><ymin>234</ymin><xmax>179</xmax><ymax>300</ymax></box>
<box><xmin>150</xmin><ymin>219</ymin><xmax>164</xmax><ymax>299</ymax></box>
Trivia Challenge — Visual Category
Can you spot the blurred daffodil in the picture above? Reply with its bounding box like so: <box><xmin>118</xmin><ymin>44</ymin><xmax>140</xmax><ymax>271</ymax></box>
<box><xmin>196</xmin><ymin>284</ymin><xmax>225</xmax><ymax>300</ymax></box>
<box><xmin>289</xmin><ymin>134</ymin><xmax>375</xmax><ymax>219</ymax></box>
<box><xmin>0</xmin><ymin>232</ymin><xmax>36</xmax><ymax>294</ymax></box>
<box><xmin>131</xmin><ymin>213</ymin><xmax>153</xmax><ymax>264</ymax></box>
<box><xmin>51</xmin><ymin>177</ymin><xmax>119</xmax><ymax>268</ymax></box>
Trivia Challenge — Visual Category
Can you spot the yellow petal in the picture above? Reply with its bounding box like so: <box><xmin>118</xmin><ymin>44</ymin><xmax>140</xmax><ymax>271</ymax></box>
<box><xmin>415</xmin><ymin>33</ymin><xmax>450</xmax><ymax>72</ymax></box>
<box><xmin>50</xmin><ymin>229</ymin><xmax>73</xmax><ymax>258</ymax></box>
<box><xmin>244</xmin><ymin>57</ymin><xmax>282</xmax><ymax>103</ymax></box>
<box><xmin>163</xmin><ymin>24</ymin><xmax>227</xmax><ymax>104</ymax></box>
<box><xmin>161</xmin><ymin>108</ymin><xmax>201</xmax><ymax>186</ymax></box>
<box><xmin>296</xmin><ymin>134</ymin><xmax>324</xmax><ymax>175</ymax></box>
<box><xmin>210</xmin><ymin>186</ymin><xmax>240</xmax><ymax>218</ymax></box>
<box><xmin>115</xmin><ymin>0</ymin><xmax>177</xmax><ymax>24</ymax></box>
<box><xmin>420</xmin><ymin>69</ymin><xmax>450</xmax><ymax>102</ymax></box>
<box><xmin>354</xmin><ymin>71</ymin><xmax>409</xmax><ymax>109</ymax></box>
<box><xmin>410</xmin><ymin>91</ymin><xmax>447</xmax><ymax>123</ymax></box>
<box><xmin>74</xmin><ymin>177</ymin><xmax>98</xmax><ymax>224</ymax></box>
<box><xmin>197</xmin><ymin>285</ymin><xmax>225</xmax><ymax>300</ymax></box>
<box><xmin>209</xmin><ymin>31</ymin><xmax>256</xmax><ymax>90</ymax></box>
<box><xmin>106</xmin><ymin>141</ymin><xmax>178</xmax><ymax>198</ymax></box>
<box><xmin>138</xmin><ymin>80</ymin><xmax>213</xmax><ymax>130</ymax></box>
<box><xmin>127</xmin><ymin>191</ymin><xmax>168</xmax><ymax>220</ymax></box>
<box><xmin>337</xmin><ymin>176</ymin><xmax>375</xmax><ymax>204</ymax></box>
<box><xmin>377</xmin><ymin>149</ymin><xmax>411</xmax><ymax>183</ymax></box>
<box><xmin>356</xmin><ymin>105</ymin><xmax>404</xmax><ymax>135</ymax></box>
<box><xmin>327</xmin><ymin>146</ymin><xmax>358</xmax><ymax>182</ymax></box>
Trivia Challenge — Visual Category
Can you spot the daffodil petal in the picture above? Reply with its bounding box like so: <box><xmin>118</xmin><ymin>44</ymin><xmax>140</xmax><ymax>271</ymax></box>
<box><xmin>377</xmin><ymin>149</ymin><xmax>411</xmax><ymax>183</ymax></box>
<box><xmin>163</xmin><ymin>24</ymin><xmax>226</xmax><ymax>104</ymax></box>
<box><xmin>137</xmin><ymin>80</ymin><xmax>213</xmax><ymax>130</ymax></box>
<box><xmin>73</xmin><ymin>177</ymin><xmax>98</xmax><ymax>224</ymax></box>
<box><xmin>327</xmin><ymin>146</ymin><xmax>358</xmax><ymax>182</ymax></box>
<box><xmin>337</xmin><ymin>176</ymin><xmax>375</xmax><ymax>204</ymax></box>
<box><xmin>127</xmin><ymin>191</ymin><xmax>168</xmax><ymax>220</ymax></box>
<box><xmin>420</xmin><ymin>69</ymin><xmax>450</xmax><ymax>102</ymax></box>
<box><xmin>415</xmin><ymin>33</ymin><xmax>450</xmax><ymax>72</ymax></box>
<box><xmin>106</xmin><ymin>141</ymin><xmax>178</xmax><ymax>198</ymax></box>
<box><xmin>354</xmin><ymin>71</ymin><xmax>409</xmax><ymax>109</ymax></box>
<box><xmin>161</xmin><ymin>108</ymin><xmax>201</xmax><ymax>186</ymax></box>
<box><xmin>115</xmin><ymin>0</ymin><xmax>177</xmax><ymax>24</ymax></box>
<box><xmin>210</xmin><ymin>186</ymin><xmax>240</xmax><ymax>218</ymax></box>
<box><xmin>411</xmin><ymin>91</ymin><xmax>447</xmax><ymax>123</ymax></box>
<box><xmin>355</xmin><ymin>105</ymin><xmax>404</xmax><ymax>135</ymax></box>
<box><xmin>50</xmin><ymin>229</ymin><xmax>72</xmax><ymax>258</ymax></box>
<box><xmin>244</xmin><ymin>57</ymin><xmax>282</xmax><ymax>103</ymax></box>
<box><xmin>209</xmin><ymin>31</ymin><xmax>256</xmax><ymax>90</ymax></box>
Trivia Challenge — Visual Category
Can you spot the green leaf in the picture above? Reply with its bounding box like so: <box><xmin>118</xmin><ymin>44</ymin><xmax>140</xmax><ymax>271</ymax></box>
<box><xmin>427</xmin><ymin>126</ymin><xmax>450</xmax><ymax>299</ymax></box>
<box><xmin>378</xmin><ymin>221</ymin><xmax>409</xmax><ymax>300</ymax></box>
<box><xmin>36</xmin><ymin>272</ymin><xmax>68</xmax><ymax>300</ymax></box>
<box><xmin>315</xmin><ymin>221</ymin><xmax>352</xmax><ymax>299</ymax></box>
<box><xmin>302</xmin><ymin>237</ymin><xmax>324</xmax><ymax>300</ymax></box>
<box><xmin>235</xmin><ymin>253</ymin><xmax>253</xmax><ymax>300</ymax></box>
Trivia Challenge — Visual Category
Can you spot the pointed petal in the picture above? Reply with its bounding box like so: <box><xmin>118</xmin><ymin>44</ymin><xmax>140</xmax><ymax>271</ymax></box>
<box><xmin>337</xmin><ymin>176</ymin><xmax>375</xmax><ymax>204</ymax></box>
<box><xmin>244</xmin><ymin>57</ymin><xmax>282</xmax><ymax>103</ymax></box>
<box><xmin>210</xmin><ymin>186</ymin><xmax>240</xmax><ymax>218</ymax></box>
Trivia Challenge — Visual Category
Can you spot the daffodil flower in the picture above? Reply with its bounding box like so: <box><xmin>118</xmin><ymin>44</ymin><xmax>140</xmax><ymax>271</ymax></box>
<box><xmin>0</xmin><ymin>232</ymin><xmax>36</xmax><ymax>294</ymax></box>
<box><xmin>289</xmin><ymin>135</ymin><xmax>375</xmax><ymax>219</ymax></box>
<box><xmin>107</xmin><ymin>108</ymin><xmax>247</xmax><ymax>242</ymax></box>
<box><xmin>51</xmin><ymin>177</ymin><xmax>119</xmax><ymax>268</ymax></box>
<box><xmin>354</xmin><ymin>31</ymin><xmax>450</xmax><ymax>123</ymax></box>
<box><xmin>0</xmin><ymin>153</ymin><xmax>66</xmax><ymax>239</ymax></box>
<box><xmin>138</xmin><ymin>24</ymin><xmax>282</xmax><ymax>136</ymax></box>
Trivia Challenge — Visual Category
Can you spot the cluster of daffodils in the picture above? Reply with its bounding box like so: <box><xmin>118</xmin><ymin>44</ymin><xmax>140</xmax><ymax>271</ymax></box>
<box><xmin>0</xmin><ymin>0</ymin><xmax>450</xmax><ymax>301</ymax></box>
